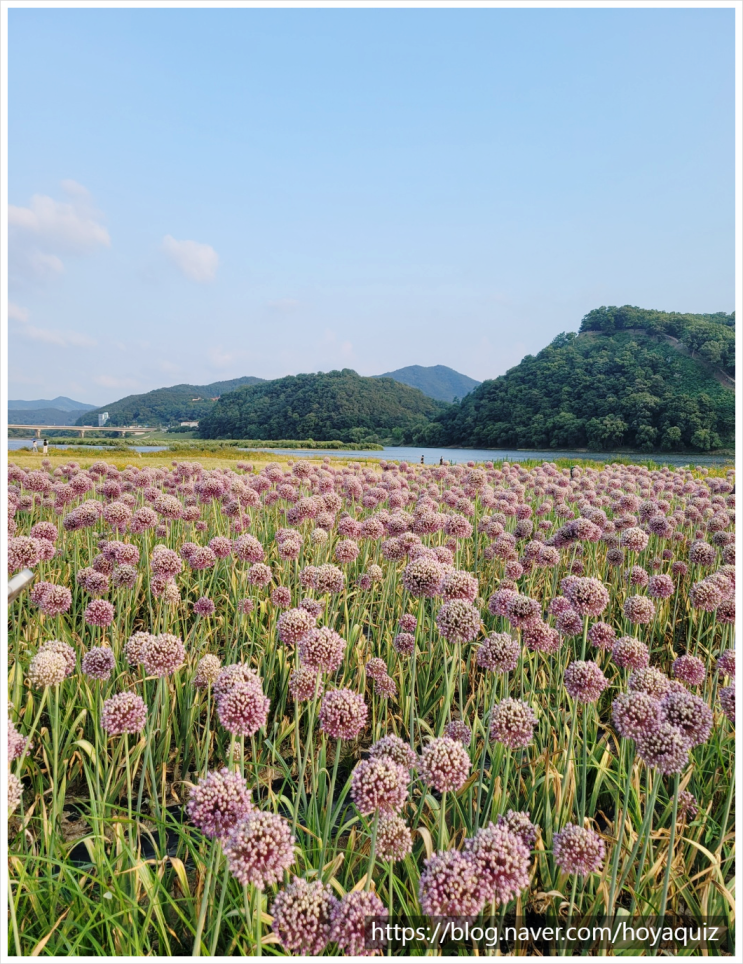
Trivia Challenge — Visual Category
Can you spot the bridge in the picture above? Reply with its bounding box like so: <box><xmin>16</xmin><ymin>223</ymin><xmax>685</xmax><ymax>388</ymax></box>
<box><xmin>9</xmin><ymin>424</ymin><xmax>151</xmax><ymax>439</ymax></box>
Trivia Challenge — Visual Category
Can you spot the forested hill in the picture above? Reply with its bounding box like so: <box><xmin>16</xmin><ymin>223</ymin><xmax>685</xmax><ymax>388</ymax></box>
<box><xmin>580</xmin><ymin>305</ymin><xmax>735</xmax><ymax>380</ymax></box>
<box><xmin>429</xmin><ymin>309</ymin><xmax>734</xmax><ymax>452</ymax></box>
<box><xmin>374</xmin><ymin>364</ymin><xmax>480</xmax><ymax>402</ymax></box>
<box><xmin>79</xmin><ymin>377</ymin><xmax>265</xmax><ymax>427</ymax></box>
<box><xmin>198</xmin><ymin>369</ymin><xmax>447</xmax><ymax>442</ymax></box>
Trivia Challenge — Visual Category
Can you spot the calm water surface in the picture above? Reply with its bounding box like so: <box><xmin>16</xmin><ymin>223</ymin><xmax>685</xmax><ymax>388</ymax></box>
<box><xmin>7</xmin><ymin>439</ymin><xmax>732</xmax><ymax>466</ymax></box>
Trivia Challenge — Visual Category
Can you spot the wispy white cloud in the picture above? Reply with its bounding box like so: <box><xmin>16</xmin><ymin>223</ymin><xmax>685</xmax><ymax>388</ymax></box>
<box><xmin>15</xmin><ymin>325</ymin><xmax>97</xmax><ymax>348</ymax></box>
<box><xmin>162</xmin><ymin>235</ymin><xmax>219</xmax><ymax>283</ymax></box>
<box><xmin>9</xmin><ymin>182</ymin><xmax>110</xmax><ymax>284</ymax></box>
<box><xmin>8</xmin><ymin>302</ymin><xmax>29</xmax><ymax>322</ymax></box>
<box><xmin>208</xmin><ymin>346</ymin><xmax>244</xmax><ymax>368</ymax></box>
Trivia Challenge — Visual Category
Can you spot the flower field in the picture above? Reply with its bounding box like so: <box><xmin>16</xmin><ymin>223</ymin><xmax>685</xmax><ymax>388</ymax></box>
<box><xmin>6</xmin><ymin>455</ymin><xmax>736</xmax><ymax>956</ymax></box>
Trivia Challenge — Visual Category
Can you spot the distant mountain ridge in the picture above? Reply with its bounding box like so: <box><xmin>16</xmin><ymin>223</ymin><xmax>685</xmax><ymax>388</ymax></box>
<box><xmin>374</xmin><ymin>365</ymin><xmax>480</xmax><ymax>402</ymax></box>
<box><xmin>9</xmin><ymin>408</ymin><xmax>95</xmax><ymax>426</ymax></box>
<box><xmin>79</xmin><ymin>377</ymin><xmax>266</xmax><ymax>427</ymax></box>
<box><xmin>9</xmin><ymin>396</ymin><xmax>96</xmax><ymax>412</ymax></box>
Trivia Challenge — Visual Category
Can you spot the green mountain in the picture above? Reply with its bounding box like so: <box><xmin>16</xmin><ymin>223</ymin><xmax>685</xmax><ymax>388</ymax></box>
<box><xmin>198</xmin><ymin>369</ymin><xmax>448</xmax><ymax>443</ymax></box>
<box><xmin>9</xmin><ymin>396</ymin><xmax>96</xmax><ymax>412</ymax></box>
<box><xmin>425</xmin><ymin>306</ymin><xmax>734</xmax><ymax>453</ymax></box>
<box><xmin>374</xmin><ymin>365</ymin><xmax>480</xmax><ymax>403</ymax></box>
<box><xmin>9</xmin><ymin>408</ymin><xmax>92</xmax><ymax>426</ymax></box>
<box><xmin>79</xmin><ymin>377</ymin><xmax>266</xmax><ymax>427</ymax></box>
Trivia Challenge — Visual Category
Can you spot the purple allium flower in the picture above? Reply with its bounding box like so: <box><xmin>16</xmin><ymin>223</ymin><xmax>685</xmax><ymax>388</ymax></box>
<box><xmin>620</xmin><ymin>527</ymin><xmax>649</xmax><ymax>553</ymax></box>
<box><xmin>214</xmin><ymin>663</ymin><xmax>261</xmax><ymax>701</ymax></box>
<box><xmin>418</xmin><ymin>850</ymin><xmax>486</xmax><ymax>918</ymax></box>
<box><xmin>376</xmin><ymin>814</ymin><xmax>413</xmax><ymax>862</ymax></box>
<box><xmin>636</xmin><ymin>721</ymin><xmax>691</xmax><ymax>774</ymax></box>
<box><xmin>193</xmin><ymin>596</ymin><xmax>216</xmax><ymax>618</ymax></box>
<box><xmin>368</xmin><ymin>734</ymin><xmax>418</xmax><ymax>771</ymax></box>
<box><xmin>328</xmin><ymin>890</ymin><xmax>387</xmax><ymax>956</ymax></box>
<box><xmin>564</xmin><ymin>661</ymin><xmax>609</xmax><ymax>704</ymax></box>
<box><xmin>194</xmin><ymin>654</ymin><xmax>222</xmax><ymax>688</ymax></box>
<box><xmin>611</xmin><ymin>691</ymin><xmax>663</xmax><ymax>741</ymax></box>
<box><xmin>672</xmin><ymin>655</ymin><xmax>706</xmax><ymax>687</ymax></box>
<box><xmin>300</xmin><ymin>597</ymin><xmax>324</xmax><ymax>619</ymax></box>
<box><xmin>101</xmin><ymin>692</ymin><xmax>148</xmax><ymax>735</ymax></box>
<box><xmin>496</xmin><ymin>810</ymin><xmax>538</xmax><ymax>848</ymax></box>
<box><xmin>548</xmin><ymin>596</ymin><xmax>573</xmax><ymax>618</ymax></box>
<box><xmin>271</xmin><ymin>877</ymin><xmax>338</xmax><ymax>956</ymax></box>
<box><xmin>299</xmin><ymin>627</ymin><xmax>346</xmax><ymax>673</ymax></box>
<box><xmin>319</xmin><ymin>689</ymin><xmax>368</xmax><ymax>740</ymax></box>
<box><xmin>623</xmin><ymin>595</ymin><xmax>656</xmax><ymax>625</ymax></box>
<box><xmin>717</xmin><ymin>599</ymin><xmax>735</xmax><ymax>624</ymax></box>
<box><xmin>366</xmin><ymin>657</ymin><xmax>388</xmax><ymax>681</ymax></box>
<box><xmin>553</xmin><ymin>824</ymin><xmax>605</xmax><ymax>876</ymax></box>
<box><xmin>476</xmin><ymin>632</ymin><xmax>520</xmax><ymax>672</ymax></box>
<box><xmin>464</xmin><ymin>823</ymin><xmax>531</xmax><ymax>905</ymax></box>
<box><xmin>677</xmin><ymin>790</ymin><xmax>699</xmax><ymax>820</ymax></box>
<box><xmin>187</xmin><ymin>767</ymin><xmax>253</xmax><ymax>839</ymax></box>
<box><xmin>82</xmin><ymin>646</ymin><xmax>115</xmax><ymax>681</ymax></box>
<box><xmin>719</xmin><ymin>686</ymin><xmax>735</xmax><ymax>724</ymax></box>
<box><xmin>505</xmin><ymin>593</ymin><xmax>541</xmax><ymax>629</ymax></box>
<box><xmin>436</xmin><ymin>599</ymin><xmax>481</xmax><ymax>643</ymax></box>
<box><xmin>444</xmin><ymin>720</ymin><xmax>472</xmax><ymax>746</ymax></box>
<box><xmin>278</xmin><ymin>608</ymin><xmax>316</xmax><ymax>646</ymax></box>
<box><xmin>588</xmin><ymin>622</ymin><xmax>616</xmax><ymax>651</ymax></box>
<box><xmin>488</xmin><ymin>588</ymin><xmax>518</xmax><ymax>618</ymax></box>
<box><xmin>689</xmin><ymin>540</ymin><xmax>716</xmax><ymax>566</ymax></box>
<box><xmin>288</xmin><ymin>666</ymin><xmax>321</xmax><ymax>702</ymax></box>
<box><xmin>237</xmin><ymin>598</ymin><xmax>255</xmax><ymax>616</ymax></box>
<box><xmin>627</xmin><ymin>565</ymin><xmax>649</xmax><ymax>588</ymax></box>
<box><xmin>316</xmin><ymin>563</ymin><xmax>345</xmax><ymax>594</ymax></box>
<box><xmin>556</xmin><ymin>609</ymin><xmax>583</xmax><ymax>637</ymax></box>
<box><xmin>28</xmin><ymin>649</ymin><xmax>68</xmax><ymax>688</ymax></box>
<box><xmin>233</xmin><ymin>534</ymin><xmax>265</xmax><ymax>564</ymax></box>
<box><xmin>565</xmin><ymin>577</ymin><xmax>609</xmax><ymax>617</ymax></box>
<box><xmin>223</xmin><ymin>811</ymin><xmax>295</xmax><ymax>890</ymax></box>
<box><xmin>419</xmin><ymin>737</ymin><xmax>471</xmax><ymax>792</ymax></box>
<box><xmin>647</xmin><ymin>574</ymin><xmax>674</xmax><ymax>599</ymax></box>
<box><xmin>271</xmin><ymin>586</ymin><xmax>292</xmax><ymax>609</ymax></box>
<box><xmin>393</xmin><ymin>632</ymin><xmax>416</xmax><ymax>657</ymax></box>
<box><xmin>441</xmin><ymin>569</ymin><xmax>479</xmax><ymax>603</ymax></box>
<box><xmin>522</xmin><ymin>620</ymin><xmax>562</xmax><ymax>654</ymax></box>
<box><xmin>402</xmin><ymin>558</ymin><xmax>443</xmax><ymax>598</ymax></box>
<box><xmin>8</xmin><ymin>772</ymin><xmax>24</xmax><ymax>814</ymax></box>
<box><xmin>8</xmin><ymin>718</ymin><xmax>30</xmax><ymax>762</ymax></box>
<box><xmin>716</xmin><ymin>650</ymin><xmax>735</xmax><ymax>679</ymax></box>
<box><xmin>350</xmin><ymin>757</ymin><xmax>409</xmax><ymax>815</ymax></box>
<box><xmin>141</xmin><ymin>633</ymin><xmax>186</xmax><ymax>677</ymax></box>
<box><xmin>112</xmin><ymin>564</ymin><xmax>137</xmax><ymax>589</ymax></box>
<box><xmin>150</xmin><ymin>546</ymin><xmax>183</xmax><ymax>579</ymax></box>
<box><xmin>612</xmin><ymin>636</ymin><xmax>650</xmax><ymax>671</ymax></box>
<box><xmin>247</xmin><ymin>562</ymin><xmax>273</xmax><ymax>588</ymax></box>
<box><xmin>661</xmin><ymin>690</ymin><xmax>713</xmax><ymax>747</ymax></box>
<box><xmin>689</xmin><ymin>580</ymin><xmax>722</xmax><ymax>612</ymax></box>
<box><xmin>628</xmin><ymin>666</ymin><xmax>671</xmax><ymax>699</ymax></box>
<box><xmin>489</xmin><ymin>698</ymin><xmax>538</xmax><ymax>748</ymax></box>
<box><xmin>125</xmin><ymin>631</ymin><xmax>155</xmax><ymax>666</ymax></box>
<box><xmin>398</xmin><ymin>614</ymin><xmax>417</xmax><ymax>634</ymax></box>
<box><xmin>217</xmin><ymin>680</ymin><xmax>270</xmax><ymax>736</ymax></box>
<box><xmin>374</xmin><ymin>674</ymin><xmax>398</xmax><ymax>699</ymax></box>
<box><xmin>39</xmin><ymin>640</ymin><xmax>76</xmax><ymax>676</ymax></box>
<box><xmin>84</xmin><ymin>599</ymin><xmax>115</xmax><ymax>628</ymax></box>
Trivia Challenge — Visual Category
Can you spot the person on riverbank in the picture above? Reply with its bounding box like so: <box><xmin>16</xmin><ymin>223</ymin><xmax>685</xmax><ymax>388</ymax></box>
<box><xmin>42</xmin><ymin>439</ymin><xmax>48</xmax><ymax>456</ymax></box>
<box><xmin>32</xmin><ymin>439</ymin><xmax>38</xmax><ymax>455</ymax></box>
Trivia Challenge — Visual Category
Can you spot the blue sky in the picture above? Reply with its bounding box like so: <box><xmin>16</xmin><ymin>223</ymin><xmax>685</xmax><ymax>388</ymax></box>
<box><xmin>7</xmin><ymin>6</ymin><xmax>735</xmax><ymax>406</ymax></box>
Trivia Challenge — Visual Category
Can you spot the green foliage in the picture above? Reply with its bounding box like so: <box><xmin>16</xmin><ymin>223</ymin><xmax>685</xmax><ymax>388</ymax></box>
<box><xmin>581</xmin><ymin>305</ymin><xmax>735</xmax><ymax>377</ymax></box>
<box><xmin>199</xmin><ymin>369</ymin><xmax>447</xmax><ymax>441</ymax></box>
<box><xmin>79</xmin><ymin>377</ymin><xmax>266</xmax><ymax>427</ymax></box>
<box><xmin>435</xmin><ymin>330</ymin><xmax>734</xmax><ymax>452</ymax></box>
